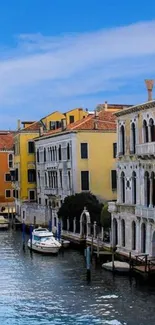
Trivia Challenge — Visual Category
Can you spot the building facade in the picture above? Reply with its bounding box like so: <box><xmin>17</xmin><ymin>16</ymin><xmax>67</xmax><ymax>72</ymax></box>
<box><xmin>109</xmin><ymin>95</ymin><xmax>155</xmax><ymax>257</ymax></box>
<box><xmin>0</xmin><ymin>131</ymin><xmax>15</xmax><ymax>214</ymax></box>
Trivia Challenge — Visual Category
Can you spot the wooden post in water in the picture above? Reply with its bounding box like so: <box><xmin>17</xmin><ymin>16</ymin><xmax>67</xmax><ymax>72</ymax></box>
<box><xmin>145</xmin><ymin>255</ymin><xmax>147</xmax><ymax>273</ymax></box>
<box><xmin>22</xmin><ymin>222</ymin><xmax>26</xmax><ymax>250</ymax></box>
<box><xmin>129</xmin><ymin>251</ymin><xmax>132</xmax><ymax>273</ymax></box>
<box><xmin>112</xmin><ymin>248</ymin><xmax>115</xmax><ymax>272</ymax></box>
<box><xmin>30</xmin><ymin>224</ymin><xmax>33</xmax><ymax>251</ymax></box>
<box><xmin>91</xmin><ymin>235</ymin><xmax>93</xmax><ymax>259</ymax></box>
<box><xmin>49</xmin><ymin>219</ymin><xmax>52</xmax><ymax>232</ymax></box>
<box><xmin>85</xmin><ymin>246</ymin><xmax>91</xmax><ymax>283</ymax></box>
<box><xmin>33</xmin><ymin>216</ymin><xmax>36</xmax><ymax>228</ymax></box>
<box><xmin>97</xmin><ymin>235</ymin><xmax>100</xmax><ymax>259</ymax></box>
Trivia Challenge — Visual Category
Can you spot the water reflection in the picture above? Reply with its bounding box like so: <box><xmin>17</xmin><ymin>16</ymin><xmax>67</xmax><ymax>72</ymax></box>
<box><xmin>0</xmin><ymin>230</ymin><xmax>155</xmax><ymax>325</ymax></box>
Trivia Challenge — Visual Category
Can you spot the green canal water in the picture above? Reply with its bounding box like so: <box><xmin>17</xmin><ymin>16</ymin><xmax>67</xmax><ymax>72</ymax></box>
<box><xmin>0</xmin><ymin>230</ymin><xmax>155</xmax><ymax>325</ymax></box>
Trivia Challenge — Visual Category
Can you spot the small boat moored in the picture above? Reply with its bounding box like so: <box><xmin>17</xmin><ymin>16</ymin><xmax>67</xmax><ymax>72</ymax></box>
<box><xmin>0</xmin><ymin>216</ymin><xmax>9</xmax><ymax>230</ymax></box>
<box><xmin>102</xmin><ymin>261</ymin><xmax>130</xmax><ymax>273</ymax></box>
<box><xmin>27</xmin><ymin>227</ymin><xmax>61</xmax><ymax>254</ymax></box>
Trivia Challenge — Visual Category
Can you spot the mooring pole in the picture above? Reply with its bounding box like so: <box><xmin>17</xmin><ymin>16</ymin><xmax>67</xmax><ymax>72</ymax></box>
<box><xmin>22</xmin><ymin>222</ymin><xmax>26</xmax><ymax>250</ymax></box>
<box><xmin>85</xmin><ymin>246</ymin><xmax>91</xmax><ymax>283</ymax></box>
<box><xmin>112</xmin><ymin>247</ymin><xmax>115</xmax><ymax>272</ymax></box>
<box><xmin>30</xmin><ymin>224</ymin><xmax>33</xmax><ymax>251</ymax></box>
<box><xmin>49</xmin><ymin>219</ymin><xmax>52</xmax><ymax>232</ymax></box>
<box><xmin>57</xmin><ymin>220</ymin><xmax>61</xmax><ymax>242</ymax></box>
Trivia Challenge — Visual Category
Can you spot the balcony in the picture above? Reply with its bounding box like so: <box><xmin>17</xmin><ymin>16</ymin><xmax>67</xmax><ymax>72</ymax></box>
<box><xmin>45</xmin><ymin>162</ymin><xmax>58</xmax><ymax>170</ymax></box>
<box><xmin>108</xmin><ymin>201</ymin><xmax>135</xmax><ymax>215</ymax></box>
<box><xmin>136</xmin><ymin>142</ymin><xmax>155</xmax><ymax>158</ymax></box>
<box><xmin>135</xmin><ymin>206</ymin><xmax>155</xmax><ymax>220</ymax></box>
<box><xmin>44</xmin><ymin>187</ymin><xmax>58</xmax><ymax>196</ymax></box>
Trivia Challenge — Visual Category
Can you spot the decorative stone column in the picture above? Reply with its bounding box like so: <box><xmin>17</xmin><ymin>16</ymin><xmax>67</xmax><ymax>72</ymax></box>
<box><xmin>73</xmin><ymin>217</ymin><xmax>76</xmax><ymax>234</ymax></box>
<box><xmin>67</xmin><ymin>218</ymin><xmax>70</xmax><ymax>232</ymax></box>
<box><xmin>148</xmin><ymin>124</ymin><xmax>152</xmax><ymax>143</ymax></box>
<box><xmin>80</xmin><ymin>220</ymin><xmax>83</xmax><ymax>237</ymax></box>
<box><xmin>149</xmin><ymin>175</ymin><xmax>153</xmax><ymax>207</ymax></box>
<box><xmin>136</xmin><ymin>218</ymin><xmax>141</xmax><ymax>253</ymax></box>
<box><xmin>101</xmin><ymin>227</ymin><xmax>104</xmax><ymax>241</ymax></box>
<box><xmin>146</xmin><ymin>221</ymin><xmax>152</xmax><ymax>256</ymax></box>
<box><xmin>86</xmin><ymin>222</ymin><xmax>90</xmax><ymax>237</ymax></box>
<box><xmin>93</xmin><ymin>221</ymin><xmax>97</xmax><ymax>238</ymax></box>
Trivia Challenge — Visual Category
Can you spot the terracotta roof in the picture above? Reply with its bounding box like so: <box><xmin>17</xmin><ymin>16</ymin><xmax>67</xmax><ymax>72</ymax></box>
<box><xmin>22</xmin><ymin>121</ymin><xmax>42</xmax><ymax>131</ymax></box>
<box><xmin>40</xmin><ymin>111</ymin><xmax>116</xmax><ymax>139</ymax></box>
<box><xmin>0</xmin><ymin>132</ymin><xmax>14</xmax><ymax>150</ymax></box>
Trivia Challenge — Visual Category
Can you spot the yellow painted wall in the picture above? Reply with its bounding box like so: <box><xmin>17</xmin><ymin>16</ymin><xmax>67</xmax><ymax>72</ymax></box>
<box><xmin>65</xmin><ymin>108</ymin><xmax>88</xmax><ymax>125</ymax></box>
<box><xmin>42</xmin><ymin>111</ymin><xmax>65</xmax><ymax>130</ymax></box>
<box><xmin>76</xmin><ymin>131</ymin><xmax>117</xmax><ymax>201</ymax></box>
<box><xmin>14</xmin><ymin>132</ymin><xmax>39</xmax><ymax>201</ymax></box>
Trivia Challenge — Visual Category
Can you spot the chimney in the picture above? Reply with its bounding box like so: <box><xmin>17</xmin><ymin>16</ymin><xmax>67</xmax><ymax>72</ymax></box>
<box><xmin>145</xmin><ymin>79</ymin><xmax>154</xmax><ymax>101</ymax></box>
<box><xmin>95</xmin><ymin>110</ymin><xmax>99</xmax><ymax>118</ymax></box>
<box><xmin>104</xmin><ymin>101</ymin><xmax>108</xmax><ymax>110</ymax></box>
<box><xmin>39</xmin><ymin>126</ymin><xmax>43</xmax><ymax>136</ymax></box>
<box><xmin>94</xmin><ymin>121</ymin><xmax>98</xmax><ymax>130</ymax></box>
<box><xmin>61</xmin><ymin>118</ymin><xmax>67</xmax><ymax>131</ymax></box>
<box><xmin>17</xmin><ymin>119</ymin><xmax>21</xmax><ymax>130</ymax></box>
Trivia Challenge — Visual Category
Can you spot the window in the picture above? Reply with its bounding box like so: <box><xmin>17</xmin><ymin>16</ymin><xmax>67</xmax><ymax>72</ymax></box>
<box><xmin>45</xmin><ymin>199</ymin><xmax>48</xmax><ymax>205</ymax></box>
<box><xmin>29</xmin><ymin>190</ymin><xmax>35</xmax><ymax>201</ymax></box>
<box><xmin>67</xmin><ymin>143</ymin><xmax>70</xmax><ymax>160</ymax></box>
<box><xmin>5</xmin><ymin>173</ymin><xmax>11</xmax><ymax>182</ymax></box>
<box><xmin>13</xmin><ymin>190</ymin><xmax>15</xmax><ymax>198</ymax></box>
<box><xmin>58</xmin><ymin>145</ymin><xmax>62</xmax><ymax>161</ymax></box>
<box><xmin>69</xmin><ymin>115</ymin><xmax>74</xmax><ymax>124</ymax></box>
<box><xmin>111</xmin><ymin>170</ymin><xmax>117</xmax><ymax>190</ymax></box>
<box><xmin>130</xmin><ymin>123</ymin><xmax>136</xmax><ymax>154</ymax></box>
<box><xmin>39</xmin><ymin>198</ymin><xmax>41</xmax><ymax>204</ymax></box>
<box><xmin>28</xmin><ymin>169</ymin><xmax>36</xmax><ymax>182</ymax></box>
<box><xmin>8</xmin><ymin>153</ymin><xmax>13</xmax><ymax>168</ymax></box>
<box><xmin>44</xmin><ymin>148</ymin><xmax>46</xmax><ymax>162</ymax></box>
<box><xmin>37</xmin><ymin>149</ymin><xmax>40</xmax><ymax>163</ymax></box>
<box><xmin>6</xmin><ymin>190</ymin><xmax>11</xmax><ymax>198</ymax></box>
<box><xmin>59</xmin><ymin>170</ymin><xmax>62</xmax><ymax>188</ymax></box>
<box><xmin>120</xmin><ymin>171</ymin><xmax>125</xmax><ymax>203</ymax></box>
<box><xmin>16</xmin><ymin>190</ymin><xmax>19</xmax><ymax>199</ymax></box>
<box><xmin>56</xmin><ymin>121</ymin><xmax>61</xmax><ymax>129</ymax></box>
<box><xmin>81</xmin><ymin>171</ymin><xmax>89</xmax><ymax>191</ymax></box>
<box><xmin>49</xmin><ymin>121</ymin><xmax>62</xmax><ymax>130</ymax></box>
<box><xmin>15</xmin><ymin>168</ymin><xmax>18</xmax><ymax>181</ymax></box>
<box><xmin>120</xmin><ymin>125</ymin><xmax>125</xmax><ymax>155</ymax></box>
<box><xmin>28</xmin><ymin>141</ymin><xmax>35</xmax><ymax>154</ymax></box>
<box><xmin>113</xmin><ymin>143</ymin><xmax>117</xmax><ymax>158</ymax></box>
<box><xmin>68</xmin><ymin>170</ymin><xmax>71</xmax><ymax>189</ymax></box>
<box><xmin>81</xmin><ymin>143</ymin><xmax>88</xmax><ymax>159</ymax></box>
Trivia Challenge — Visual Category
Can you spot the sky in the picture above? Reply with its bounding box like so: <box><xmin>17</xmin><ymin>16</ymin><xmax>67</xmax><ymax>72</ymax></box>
<box><xmin>0</xmin><ymin>0</ymin><xmax>155</xmax><ymax>129</ymax></box>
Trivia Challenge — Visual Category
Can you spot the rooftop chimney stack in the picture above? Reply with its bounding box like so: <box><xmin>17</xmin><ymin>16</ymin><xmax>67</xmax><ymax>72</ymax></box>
<box><xmin>145</xmin><ymin>79</ymin><xmax>154</xmax><ymax>101</ymax></box>
<box><xmin>39</xmin><ymin>126</ymin><xmax>43</xmax><ymax>136</ymax></box>
<box><xmin>17</xmin><ymin>119</ymin><xmax>21</xmax><ymax>130</ymax></box>
<box><xmin>104</xmin><ymin>101</ymin><xmax>108</xmax><ymax>110</ymax></box>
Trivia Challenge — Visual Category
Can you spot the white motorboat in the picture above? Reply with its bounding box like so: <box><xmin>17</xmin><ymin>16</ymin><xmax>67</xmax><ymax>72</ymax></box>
<box><xmin>27</xmin><ymin>227</ymin><xmax>61</xmax><ymax>254</ymax></box>
<box><xmin>0</xmin><ymin>216</ymin><xmax>9</xmax><ymax>230</ymax></box>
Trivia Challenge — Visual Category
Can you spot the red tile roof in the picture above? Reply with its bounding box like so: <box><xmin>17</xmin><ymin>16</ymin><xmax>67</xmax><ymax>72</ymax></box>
<box><xmin>43</xmin><ymin>110</ymin><xmax>116</xmax><ymax>138</ymax></box>
<box><xmin>0</xmin><ymin>132</ymin><xmax>14</xmax><ymax>150</ymax></box>
<box><xmin>23</xmin><ymin>121</ymin><xmax>42</xmax><ymax>131</ymax></box>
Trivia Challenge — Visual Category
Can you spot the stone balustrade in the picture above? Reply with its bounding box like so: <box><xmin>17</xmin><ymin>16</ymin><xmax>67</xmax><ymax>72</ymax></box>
<box><xmin>136</xmin><ymin>142</ymin><xmax>155</xmax><ymax>157</ymax></box>
<box><xmin>135</xmin><ymin>205</ymin><xmax>155</xmax><ymax>220</ymax></box>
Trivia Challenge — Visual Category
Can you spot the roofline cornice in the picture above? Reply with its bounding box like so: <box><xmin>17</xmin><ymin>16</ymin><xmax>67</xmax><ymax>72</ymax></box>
<box><xmin>115</xmin><ymin>100</ymin><xmax>155</xmax><ymax>117</ymax></box>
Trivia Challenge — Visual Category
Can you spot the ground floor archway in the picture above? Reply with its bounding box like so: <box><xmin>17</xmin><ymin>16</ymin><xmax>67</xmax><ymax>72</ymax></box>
<box><xmin>113</xmin><ymin>218</ymin><xmax>118</xmax><ymax>246</ymax></box>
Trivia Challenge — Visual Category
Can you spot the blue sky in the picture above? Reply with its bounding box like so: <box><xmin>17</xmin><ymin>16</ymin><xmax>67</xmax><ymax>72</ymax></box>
<box><xmin>0</xmin><ymin>0</ymin><xmax>155</xmax><ymax>129</ymax></box>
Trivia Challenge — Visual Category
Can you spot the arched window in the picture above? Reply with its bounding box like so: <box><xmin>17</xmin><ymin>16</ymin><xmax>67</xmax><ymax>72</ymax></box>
<box><xmin>112</xmin><ymin>218</ymin><xmax>118</xmax><ymax>246</ymax></box>
<box><xmin>143</xmin><ymin>120</ymin><xmax>149</xmax><ymax>143</ymax></box>
<box><xmin>67</xmin><ymin>143</ymin><xmax>70</xmax><ymax>160</ymax></box>
<box><xmin>37</xmin><ymin>149</ymin><xmax>40</xmax><ymax>163</ymax></box>
<box><xmin>38</xmin><ymin>172</ymin><xmax>40</xmax><ymax>187</ymax></box>
<box><xmin>58</xmin><ymin>145</ymin><xmax>62</xmax><ymax>161</ymax></box>
<box><xmin>152</xmin><ymin>172</ymin><xmax>155</xmax><ymax>207</ymax></box>
<box><xmin>120</xmin><ymin>125</ymin><xmax>125</xmax><ymax>155</ymax></box>
<box><xmin>149</xmin><ymin>118</ymin><xmax>155</xmax><ymax>142</ymax></box>
<box><xmin>130</xmin><ymin>123</ymin><xmax>136</xmax><ymax>154</ymax></box>
<box><xmin>8</xmin><ymin>153</ymin><xmax>13</xmax><ymax>168</ymax></box>
<box><xmin>141</xmin><ymin>223</ymin><xmax>146</xmax><ymax>254</ymax></box>
<box><xmin>121</xmin><ymin>219</ymin><xmax>125</xmax><ymax>247</ymax></box>
<box><xmin>144</xmin><ymin>171</ymin><xmax>150</xmax><ymax>207</ymax></box>
<box><xmin>132</xmin><ymin>221</ymin><xmax>136</xmax><ymax>250</ymax></box>
<box><xmin>44</xmin><ymin>148</ymin><xmax>46</xmax><ymax>162</ymax></box>
<box><xmin>45</xmin><ymin>172</ymin><xmax>47</xmax><ymax>187</ymax></box>
<box><xmin>55</xmin><ymin>146</ymin><xmax>57</xmax><ymax>161</ymax></box>
<box><xmin>52</xmin><ymin>147</ymin><xmax>55</xmax><ymax>161</ymax></box>
<box><xmin>120</xmin><ymin>171</ymin><xmax>125</xmax><ymax>203</ymax></box>
<box><xmin>132</xmin><ymin>171</ymin><xmax>136</xmax><ymax>204</ymax></box>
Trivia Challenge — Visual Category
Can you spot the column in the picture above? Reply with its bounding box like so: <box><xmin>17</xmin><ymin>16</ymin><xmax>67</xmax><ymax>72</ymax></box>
<box><xmin>80</xmin><ymin>220</ymin><xmax>83</xmax><ymax>237</ymax></box>
<box><xmin>148</xmin><ymin>125</ymin><xmax>151</xmax><ymax>143</ymax></box>
<box><xmin>118</xmin><ymin>218</ymin><xmax>121</xmax><ymax>247</ymax></box>
<box><xmin>146</xmin><ymin>221</ymin><xmax>152</xmax><ymax>256</ymax></box>
<box><xmin>149</xmin><ymin>176</ymin><xmax>153</xmax><ymax>207</ymax></box>
<box><xmin>136</xmin><ymin>219</ymin><xmax>141</xmax><ymax>253</ymax></box>
<box><xmin>73</xmin><ymin>217</ymin><xmax>76</xmax><ymax>234</ymax></box>
<box><xmin>101</xmin><ymin>227</ymin><xmax>104</xmax><ymax>241</ymax></box>
<box><xmin>93</xmin><ymin>221</ymin><xmax>97</xmax><ymax>238</ymax></box>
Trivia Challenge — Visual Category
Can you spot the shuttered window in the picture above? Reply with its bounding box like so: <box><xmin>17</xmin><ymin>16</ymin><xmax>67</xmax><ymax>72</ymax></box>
<box><xmin>81</xmin><ymin>171</ymin><xmax>89</xmax><ymax>191</ymax></box>
<box><xmin>111</xmin><ymin>170</ymin><xmax>117</xmax><ymax>190</ymax></box>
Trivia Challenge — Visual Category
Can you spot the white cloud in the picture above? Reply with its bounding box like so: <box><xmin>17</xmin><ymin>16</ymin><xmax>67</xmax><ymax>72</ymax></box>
<box><xmin>0</xmin><ymin>20</ymin><xmax>155</xmax><ymax>128</ymax></box>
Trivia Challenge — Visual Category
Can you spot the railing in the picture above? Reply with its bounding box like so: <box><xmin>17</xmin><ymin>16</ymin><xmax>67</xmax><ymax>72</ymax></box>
<box><xmin>135</xmin><ymin>206</ymin><xmax>155</xmax><ymax>220</ymax></box>
<box><xmin>136</xmin><ymin>142</ymin><xmax>155</xmax><ymax>157</ymax></box>
<box><xmin>44</xmin><ymin>188</ymin><xmax>58</xmax><ymax>196</ymax></box>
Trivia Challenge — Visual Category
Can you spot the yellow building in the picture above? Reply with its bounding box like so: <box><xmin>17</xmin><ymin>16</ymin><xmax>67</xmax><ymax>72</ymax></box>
<box><xmin>35</xmin><ymin>104</ymin><xmax>128</xmax><ymax>208</ymax></box>
<box><xmin>13</xmin><ymin>108</ymin><xmax>88</xmax><ymax>216</ymax></box>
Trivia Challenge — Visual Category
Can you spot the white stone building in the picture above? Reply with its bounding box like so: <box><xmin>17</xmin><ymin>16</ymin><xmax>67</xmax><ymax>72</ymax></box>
<box><xmin>109</xmin><ymin>85</ymin><xmax>155</xmax><ymax>257</ymax></box>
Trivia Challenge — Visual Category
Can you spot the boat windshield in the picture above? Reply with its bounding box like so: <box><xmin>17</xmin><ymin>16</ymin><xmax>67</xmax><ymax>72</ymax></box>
<box><xmin>40</xmin><ymin>236</ymin><xmax>53</xmax><ymax>242</ymax></box>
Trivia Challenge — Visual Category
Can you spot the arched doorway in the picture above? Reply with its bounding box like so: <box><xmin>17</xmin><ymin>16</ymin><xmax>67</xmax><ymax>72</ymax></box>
<box><xmin>131</xmin><ymin>123</ymin><xmax>136</xmax><ymax>154</ymax></box>
<box><xmin>113</xmin><ymin>218</ymin><xmax>118</xmax><ymax>246</ymax></box>
<box><xmin>80</xmin><ymin>208</ymin><xmax>91</xmax><ymax>238</ymax></box>
<box><xmin>132</xmin><ymin>171</ymin><xmax>136</xmax><ymax>204</ymax></box>
<box><xmin>120</xmin><ymin>171</ymin><xmax>125</xmax><ymax>203</ymax></box>
<box><xmin>121</xmin><ymin>219</ymin><xmax>125</xmax><ymax>247</ymax></box>
<box><xmin>152</xmin><ymin>231</ymin><xmax>155</xmax><ymax>256</ymax></box>
<box><xmin>132</xmin><ymin>221</ymin><xmax>136</xmax><ymax>250</ymax></box>
<box><xmin>141</xmin><ymin>223</ymin><xmax>146</xmax><ymax>253</ymax></box>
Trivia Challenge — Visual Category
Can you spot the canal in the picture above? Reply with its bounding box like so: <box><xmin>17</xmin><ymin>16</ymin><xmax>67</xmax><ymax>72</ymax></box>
<box><xmin>0</xmin><ymin>230</ymin><xmax>155</xmax><ymax>325</ymax></box>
